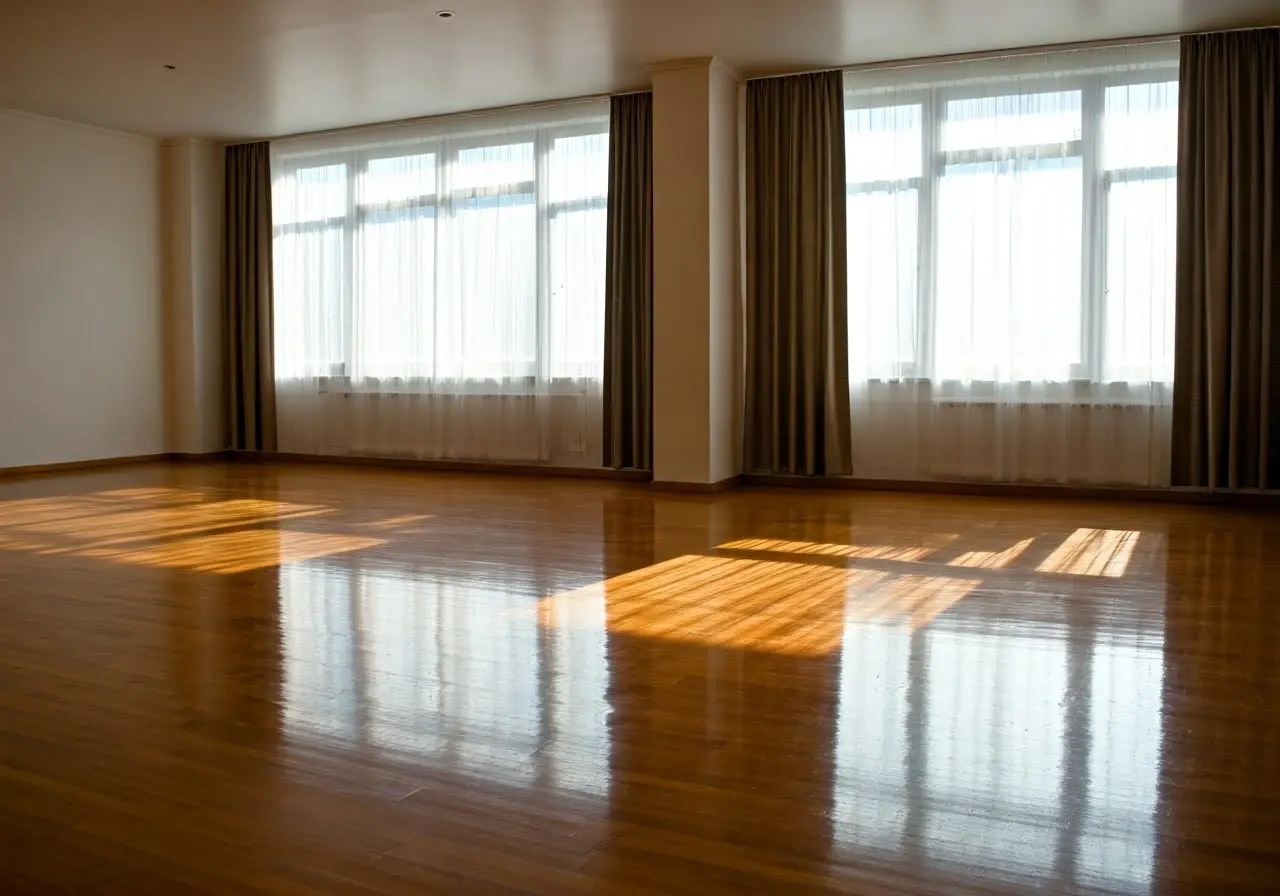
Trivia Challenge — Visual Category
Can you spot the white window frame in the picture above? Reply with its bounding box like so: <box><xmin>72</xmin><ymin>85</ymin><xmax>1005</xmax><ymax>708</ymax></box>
<box><xmin>844</xmin><ymin>62</ymin><xmax>1179</xmax><ymax>389</ymax></box>
<box><xmin>272</xmin><ymin>118</ymin><xmax>609</xmax><ymax>384</ymax></box>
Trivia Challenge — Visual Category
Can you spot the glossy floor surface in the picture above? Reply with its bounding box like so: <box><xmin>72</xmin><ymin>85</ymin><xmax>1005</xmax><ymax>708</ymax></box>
<box><xmin>0</xmin><ymin>463</ymin><xmax>1277</xmax><ymax>894</ymax></box>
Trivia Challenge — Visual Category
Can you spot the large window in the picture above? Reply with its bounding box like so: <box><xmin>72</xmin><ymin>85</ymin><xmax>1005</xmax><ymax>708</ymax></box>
<box><xmin>844</xmin><ymin>48</ymin><xmax>1178</xmax><ymax>395</ymax></box>
<box><xmin>272</xmin><ymin>106</ymin><xmax>609</xmax><ymax>387</ymax></box>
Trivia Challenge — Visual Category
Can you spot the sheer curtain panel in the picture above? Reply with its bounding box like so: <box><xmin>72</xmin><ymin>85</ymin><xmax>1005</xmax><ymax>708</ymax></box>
<box><xmin>844</xmin><ymin>44</ymin><xmax>1179</xmax><ymax>485</ymax></box>
<box><xmin>271</xmin><ymin>101</ymin><xmax>609</xmax><ymax>465</ymax></box>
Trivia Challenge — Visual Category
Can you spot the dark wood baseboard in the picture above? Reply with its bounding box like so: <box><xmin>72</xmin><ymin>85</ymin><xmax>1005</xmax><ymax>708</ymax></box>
<box><xmin>8</xmin><ymin>449</ymin><xmax>1271</xmax><ymax>507</ymax></box>
<box><xmin>0</xmin><ymin>453</ymin><xmax>169</xmax><ymax>480</ymax></box>
<box><xmin>168</xmin><ymin>450</ymin><xmax>234</xmax><ymax>463</ymax></box>
<box><xmin>650</xmin><ymin>475</ymin><xmax>742</xmax><ymax>494</ymax></box>
<box><xmin>739</xmin><ymin>472</ymin><xmax>1280</xmax><ymax>506</ymax></box>
<box><xmin>233</xmin><ymin>450</ymin><xmax>653</xmax><ymax>483</ymax></box>
<box><xmin>0</xmin><ymin>450</ymin><xmax>236</xmax><ymax>481</ymax></box>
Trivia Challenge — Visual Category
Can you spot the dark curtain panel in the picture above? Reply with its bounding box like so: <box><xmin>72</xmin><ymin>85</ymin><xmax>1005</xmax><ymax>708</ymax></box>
<box><xmin>1172</xmin><ymin>30</ymin><xmax>1280</xmax><ymax>489</ymax></box>
<box><xmin>744</xmin><ymin>71</ymin><xmax>852</xmax><ymax>476</ymax></box>
<box><xmin>603</xmin><ymin>92</ymin><xmax>654</xmax><ymax>470</ymax></box>
<box><xmin>224</xmin><ymin>142</ymin><xmax>278</xmax><ymax>452</ymax></box>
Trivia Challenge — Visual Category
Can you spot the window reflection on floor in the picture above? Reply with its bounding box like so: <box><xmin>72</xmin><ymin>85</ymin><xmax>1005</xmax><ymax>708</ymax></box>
<box><xmin>1078</xmin><ymin>634</ymin><xmax>1163</xmax><ymax>893</ymax></box>
<box><xmin>280</xmin><ymin>563</ymin><xmax>610</xmax><ymax>799</ymax></box>
<box><xmin>834</xmin><ymin>605</ymin><xmax>1163</xmax><ymax>893</ymax></box>
<box><xmin>280</xmin><ymin>565</ymin><xmax>363</xmax><ymax>743</ymax></box>
<box><xmin>833</xmin><ymin>622</ymin><xmax>910</xmax><ymax>850</ymax></box>
<box><xmin>923</xmin><ymin>630</ymin><xmax>1067</xmax><ymax>874</ymax></box>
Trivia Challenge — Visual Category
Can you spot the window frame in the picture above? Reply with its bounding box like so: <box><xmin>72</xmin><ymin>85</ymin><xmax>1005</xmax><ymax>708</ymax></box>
<box><xmin>271</xmin><ymin>118</ymin><xmax>609</xmax><ymax>385</ymax></box>
<box><xmin>844</xmin><ymin>63</ymin><xmax>1179</xmax><ymax>389</ymax></box>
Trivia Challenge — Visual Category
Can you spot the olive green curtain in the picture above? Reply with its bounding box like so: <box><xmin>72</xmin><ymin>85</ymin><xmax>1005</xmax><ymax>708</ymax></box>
<box><xmin>1172</xmin><ymin>30</ymin><xmax>1280</xmax><ymax>488</ymax></box>
<box><xmin>603</xmin><ymin>92</ymin><xmax>654</xmax><ymax>471</ymax></box>
<box><xmin>224</xmin><ymin>141</ymin><xmax>277</xmax><ymax>452</ymax></box>
<box><xmin>744</xmin><ymin>71</ymin><xmax>851</xmax><ymax>475</ymax></box>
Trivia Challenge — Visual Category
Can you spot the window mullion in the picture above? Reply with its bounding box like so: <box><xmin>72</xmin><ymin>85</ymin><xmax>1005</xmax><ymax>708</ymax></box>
<box><xmin>343</xmin><ymin>156</ymin><xmax>358</xmax><ymax>377</ymax></box>
<box><xmin>535</xmin><ymin>129</ymin><xmax>552</xmax><ymax>382</ymax></box>
<box><xmin>1080</xmin><ymin>79</ymin><xmax>1106</xmax><ymax>383</ymax></box>
<box><xmin>919</xmin><ymin>89</ymin><xmax>941</xmax><ymax>382</ymax></box>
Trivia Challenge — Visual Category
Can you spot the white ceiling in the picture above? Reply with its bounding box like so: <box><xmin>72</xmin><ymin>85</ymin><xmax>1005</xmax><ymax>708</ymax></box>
<box><xmin>1</xmin><ymin>0</ymin><xmax>1277</xmax><ymax>140</ymax></box>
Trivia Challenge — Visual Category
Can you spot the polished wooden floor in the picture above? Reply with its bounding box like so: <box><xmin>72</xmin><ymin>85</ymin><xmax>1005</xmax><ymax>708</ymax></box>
<box><xmin>0</xmin><ymin>462</ymin><xmax>1277</xmax><ymax>894</ymax></box>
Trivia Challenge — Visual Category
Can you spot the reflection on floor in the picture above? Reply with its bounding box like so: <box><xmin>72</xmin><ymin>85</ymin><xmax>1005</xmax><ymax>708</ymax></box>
<box><xmin>0</xmin><ymin>462</ymin><xmax>1276</xmax><ymax>894</ymax></box>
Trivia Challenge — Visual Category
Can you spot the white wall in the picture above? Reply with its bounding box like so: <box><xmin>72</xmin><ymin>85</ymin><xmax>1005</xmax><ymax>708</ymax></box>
<box><xmin>0</xmin><ymin>108</ymin><xmax>165</xmax><ymax>469</ymax></box>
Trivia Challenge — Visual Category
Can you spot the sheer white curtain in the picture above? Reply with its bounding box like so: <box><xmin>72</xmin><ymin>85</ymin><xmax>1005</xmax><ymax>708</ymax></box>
<box><xmin>844</xmin><ymin>44</ymin><xmax>1178</xmax><ymax>485</ymax></box>
<box><xmin>271</xmin><ymin>101</ymin><xmax>609</xmax><ymax>465</ymax></box>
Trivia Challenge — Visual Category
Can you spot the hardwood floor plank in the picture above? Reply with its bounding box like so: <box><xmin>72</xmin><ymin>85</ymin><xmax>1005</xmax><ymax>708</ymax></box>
<box><xmin>0</xmin><ymin>461</ymin><xmax>1276</xmax><ymax>893</ymax></box>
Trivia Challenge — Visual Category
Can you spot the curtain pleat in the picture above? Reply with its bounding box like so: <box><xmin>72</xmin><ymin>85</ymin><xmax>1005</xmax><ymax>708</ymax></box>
<box><xmin>603</xmin><ymin>92</ymin><xmax>654</xmax><ymax>471</ymax></box>
<box><xmin>224</xmin><ymin>142</ymin><xmax>278</xmax><ymax>452</ymax></box>
<box><xmin>1172</xmin><ymin>30</ymin><xmax>1280</xmax><ymax>489</ymax></box>
<box><xmin>744</xmin><ymin>71</ymin><xmax>851</xmax><ymax>475</ymax></box>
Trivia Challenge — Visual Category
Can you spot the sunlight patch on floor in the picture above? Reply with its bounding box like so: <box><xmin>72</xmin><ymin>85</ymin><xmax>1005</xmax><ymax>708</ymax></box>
<box><xmin>1037</xmin><ymin>529</ymin><xmax>1140</xmax><ymax>578</ymax></box>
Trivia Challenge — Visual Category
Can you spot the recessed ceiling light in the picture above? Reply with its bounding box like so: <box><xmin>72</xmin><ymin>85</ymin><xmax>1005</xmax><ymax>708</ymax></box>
<box><xmin>435</xmin><ymin>10</ymin><xmax>455</xmax><ymax>18</ymax></box>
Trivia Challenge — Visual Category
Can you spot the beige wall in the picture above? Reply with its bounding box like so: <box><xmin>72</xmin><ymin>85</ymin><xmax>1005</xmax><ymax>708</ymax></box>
<box><xmin>162</xmin><ymin>138</ymin><xmax>226</xmax><ymax>455</ymax></box>
<box><xmin>651</xmin><ymin>58</ymin><xmax>741</xmax><ymax>485</ymax></box>
<box><xmin>707</xmin><ymin>62</ymin><xmax>740</xmax><ymax>483</ymax></box>
<box><xmin>0</xmin><ymin>108</ymin><xmax>165</xmax><ymax>469</ymax></box>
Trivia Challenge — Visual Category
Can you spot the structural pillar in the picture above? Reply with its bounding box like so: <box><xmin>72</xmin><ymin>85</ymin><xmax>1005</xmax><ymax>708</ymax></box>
<box><xmin>161</xmin><ymin>137</ymin><xmax>226</xmax><ymax>455</ymax></box>
<box><xmin>650</xmin><ymin>57</ymin><xmax>740</xmax><ymax>487</ymax></box>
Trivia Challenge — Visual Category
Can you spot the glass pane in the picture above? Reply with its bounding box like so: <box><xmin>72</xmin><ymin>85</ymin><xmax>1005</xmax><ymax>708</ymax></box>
<box><xmin>549</xmin><ymin>131</ymin><xmax>609</xmax><ymax>203</ymax></box>
<box><xmin>360</xmin><ymin>153</ymin><xmax>436</xmax><ymax>205</ymax></box>
<box><xmin>1103</xmin><ymin>81</ymin><xmax>1178</xmax><ymax>170</ymax></box>
<box><xmin>943</xmin><ymin>90</ymin><xmax>1082</xmax><ymax>152</ymax></box>
<box><xmin>439</xmin><ymin>192</ymin><xmax>537</xmax><ymax>378</ymax></box>
<box><xmin>935</xmin><ymin>157</ymin><xmax>1083</xmax><ymax>381</ymax></box>
<box><xmin>549</xmin><ymin>206</ymin><xmax>606</xmax><ymax>379</ymax></box>
<box><xmin>273</xmin><ymin>224</ymin><xmax>346</xmax><ymax>377</ymax></box>
<box><xmin>848</xmin><ymin>188</ymin><xmax>918</xmax><ymax>378</ymax></box>
<box><xmin>273</xmin><ymin>163</ymin><xmax>347</xmax><ymax>225</ymax></box>
<box><xmin>1104</xmin><ymin>178</ymin><xmax>1176</xmax><ymax>383</ymax></box>
<box><xmin>846</xmin><ymin>104</ymin><xmax>922</xmax><ymax>182</ymax></box>
<box><xmin>353</xmin><ymin>207</ymin><xmax>436</xmax><ymax>379</ymax></box>
<box><xmin>453</xmin><ymin>141</ymin><xmax>535</xmax><ymax>190</ymax></box>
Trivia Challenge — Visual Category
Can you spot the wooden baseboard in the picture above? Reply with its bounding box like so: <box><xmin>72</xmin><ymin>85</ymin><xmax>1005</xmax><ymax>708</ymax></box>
<box><xmin>168</xmin><ymin>450</ymin><xmax>234</xmax><ymax>463</ymax></box>
<box><xmin>0</xmin><ymin>450</ymin><xmax>237</xmax><ymax>481</ymax></box>
<box><xmin>0</xmin><ymin>453</ymin><xmax>170</xmax><ymax>480</ymax></box>
<box><xmin>650</xmin><ymin>475</ymin><xmax>742</xmax><ymax>494</ymax></box>
<box><xmin>231</xmin><ymin>450</ymin><xmax>653</xmax><ymax>483</ymax></box>
<box><xmin>739</xmin><ymin>473</ymin><xmax>1280</xmax><ymax>506</ymax></box>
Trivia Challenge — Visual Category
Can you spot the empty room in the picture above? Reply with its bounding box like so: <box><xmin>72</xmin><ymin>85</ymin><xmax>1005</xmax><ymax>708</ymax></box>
<box><xmin>1</xmin><ymin>1</ymin><xmax>1278</xmax><ymax>893</ymax></box>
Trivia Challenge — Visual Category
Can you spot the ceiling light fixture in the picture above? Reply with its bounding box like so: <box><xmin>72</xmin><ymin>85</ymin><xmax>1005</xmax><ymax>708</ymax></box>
<box><xmin>435</xmin><ymin>10</ymin><xmax>455</xmax><ymax>18</ymax></box>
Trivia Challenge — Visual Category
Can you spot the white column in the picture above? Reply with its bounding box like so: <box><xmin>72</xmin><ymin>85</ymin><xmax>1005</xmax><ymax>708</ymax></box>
<box><xmin>161</xmin><ymin>138</ymin><xmax>226</xmax><ymax>455</ymax></box>
<box><xmin>651</xmin><ymin>57</ymin><xmax>741</xmax><ymax>487</ymax></box>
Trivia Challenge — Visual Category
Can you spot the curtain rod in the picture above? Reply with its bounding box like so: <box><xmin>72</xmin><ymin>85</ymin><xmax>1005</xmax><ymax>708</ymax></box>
<box><xmin>746</xmin><ymin>24</ymin><xmax>1276</xmax><ymax>82</ymax></box>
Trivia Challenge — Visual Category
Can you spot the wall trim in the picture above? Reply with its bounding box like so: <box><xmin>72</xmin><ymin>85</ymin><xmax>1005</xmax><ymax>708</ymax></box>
<box><xmin>7</xmin><ymin>452</ymin><xmax>1273</xmax><ymax>507</ymax></box>
<box><xmin>234</xmin><ymin>450</ymin><xmax>653</xmax><ymax>482</ymax></box>
<box><xmin>0</xmin><ymin>454</ymin><xmax>167</xmax><ymax>480</ymax></box>
<box><xmin>0</xmin><ymin>104</ymin><xmax>155</xmax><ymax>143</ymax></box>
<box><xmin>739</xmin><ymin>473</ymin><xmax>1280</xmax><ymax>506</ymax></box>
<box><xmin>0</xmin><ymin>451</ymin><xmax>236</xmax><ymax>480</ymax></box>
<box><xmin>651</xmin><ymin>475</ymin><xmax>742</xmax><ymax>494</ymax></box>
